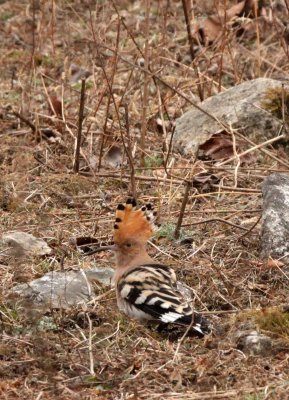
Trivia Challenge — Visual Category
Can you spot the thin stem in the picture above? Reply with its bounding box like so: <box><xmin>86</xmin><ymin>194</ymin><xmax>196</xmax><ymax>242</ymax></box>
<box><xmin>174</xmin><ymin>180</ymin><xmax>192</xmax><ymax>239</ymax></box>
<box><xmin>181</xmin><ymin>0</ymin><xmax>204</xmax><ymax>100</ymax></box>
<box><xmin>182</xmin><ymin>217</ymin><xmax>250</xmax><ymax>231</ymax></box>
<box><xmin>73</xmin><ymin>78</ymin><xmax>86</xmax><ymax>173</ymax></box>
<box><xmin>124</xmin><ymin>104</ymin><xmax>137</xmax><ymax>198</ymax></box>
<box><xmin>98</xmin><ymin>93</ymin><xmax>111</xmax><ymax>171</ymax></box>
<box><xmin>140</xmin><ymin>0</ymin><xmax>150</xmax><ymax>166</ymax></box>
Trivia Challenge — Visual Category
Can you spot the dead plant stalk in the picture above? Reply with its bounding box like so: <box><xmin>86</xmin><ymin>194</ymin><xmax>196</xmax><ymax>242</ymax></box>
<box><xmin>73</xmin><ymin>78</ymin><xmax>86</xmax><ymax>173</ymax></box>
<box><xmin>181</xmin><ymin>0</ymin><xmax>204</xmax><ymax>100</ymax></box>
<box><xmin>140</xmin><ymin>0</ymin><xmax>151</xmax><ymax>167</ymax></box>
<box><xmin>86</xmin><ymin>313</ymin><xmax>95</xmax><ymax>375</ymax></box>
<box><xmin>97</xmin><ymin>18</ymin><xmax>121</xmax><ymax>170</ymax></box>
<box><xmin>174</xmin><ymin>181</ymin><xmax>192</xmax><ymax>239</ymax></box>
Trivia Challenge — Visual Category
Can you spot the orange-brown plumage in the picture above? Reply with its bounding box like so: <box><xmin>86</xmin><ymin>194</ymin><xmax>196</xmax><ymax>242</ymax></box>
<box><xmin>114</xmin><ymin>201</ymin><xmax>154</xmax><ymax>246</ymax></box>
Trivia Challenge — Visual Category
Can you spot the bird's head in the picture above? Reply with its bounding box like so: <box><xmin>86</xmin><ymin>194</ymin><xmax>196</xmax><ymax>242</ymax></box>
<box><xmin>112</xmin><ymin>197</ymin><xmax>159</xmax><ymax>267</ymax></box>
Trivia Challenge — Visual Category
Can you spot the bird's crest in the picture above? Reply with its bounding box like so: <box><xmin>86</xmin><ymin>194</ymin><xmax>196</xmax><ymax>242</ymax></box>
<box><xmin>114</xmin><ymin>198</ymin><xmax>158</xmax><ymax>245</ymax></box>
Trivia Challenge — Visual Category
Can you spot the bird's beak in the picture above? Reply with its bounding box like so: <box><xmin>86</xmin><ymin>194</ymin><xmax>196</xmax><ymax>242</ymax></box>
<box><xmin>84</xmin><ymin>244</ymin><xmax>116</xmax><ymax>256</ymax></box>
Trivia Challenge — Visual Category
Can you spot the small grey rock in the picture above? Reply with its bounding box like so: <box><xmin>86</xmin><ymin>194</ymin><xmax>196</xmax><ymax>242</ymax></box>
<box><xmin>1</xmin><ymin>231</ymin><xmax>52</xmax><ymax>258</ymax></box>
<box><xmin>174</xmin><ymin>78</ymin><xmax>287</xmax><ymax>156</ymax></box>
<box><xmin>69</xmin><ymin>63</ymin><xmax>92</xmax><ymax>83</ymax></box>
<box><xmin>236</xmin><ymin>330</ymin><xmax>272</xmax><ymax>356</ymax></box>
<box><xmin>261</xmin><ymin>173</ymin><xmax>289</xmax><ymax>262</ymax></box>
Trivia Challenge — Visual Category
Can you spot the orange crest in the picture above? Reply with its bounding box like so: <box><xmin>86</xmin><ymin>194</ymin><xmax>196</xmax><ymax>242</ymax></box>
<box><xmin>114</xmin><ymin>198</ymin><xmax>158</xmax><ymax>245</ymax></box>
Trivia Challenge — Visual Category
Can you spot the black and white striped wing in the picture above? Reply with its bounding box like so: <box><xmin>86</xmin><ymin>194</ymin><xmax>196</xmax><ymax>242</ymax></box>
<box><xmin>117</xmin><ymin>264</ymin><xmax>210</xmax><ymax>336</ymax></box>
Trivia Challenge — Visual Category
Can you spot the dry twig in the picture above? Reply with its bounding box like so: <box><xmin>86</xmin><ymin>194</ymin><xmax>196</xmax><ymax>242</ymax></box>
<box><xmin>73</xmin><ymin>78</ymin><xmax>86</xmax><ymax>173</ymax></box>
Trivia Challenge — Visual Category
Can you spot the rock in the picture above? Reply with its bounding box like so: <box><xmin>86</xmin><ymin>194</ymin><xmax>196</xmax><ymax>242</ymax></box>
<box><xmin>69</xmin><ymin>63</ymin><xmax>92</xmax><ymax>83</ymax></box>
<box><xmin>10</xmin><ymin>266</ymin><xmax>114</xmax><ymax>310</ymax></box>
<box><xmin>86</xmin><ymin>266</ymin><xmax>114</xmax><ymax>286</ymax></box>
<box><xmin>174</xmin><ymin>78</ymin><xmax>287</xmax><ymax>156</ymax></box>
<box><xmin>236</xmin><ymin>330</ymin><xmax>272</xmax><ymax>356</ymax></box>
<box><xmin>261</xmin><ymin>173</ymin><xmax>289</xmax><ymax>262</ymax></box>
<box><xmin>0</xmin><ymin>231</ymin><xmax>52</xmax><ymax>258</ymax></box>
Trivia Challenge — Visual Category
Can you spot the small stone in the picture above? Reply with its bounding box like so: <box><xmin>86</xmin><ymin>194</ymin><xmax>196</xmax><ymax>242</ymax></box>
<box><xmin>261</xmin><ymin>173</ymin><xmax>289</xmax><ymax>262</ymax></box>
<box><xmin>236</xmin><ymin>330</ymin><xmax>272</xmax><ymax>356</ymax></box>
<box><xmin>69</xmin><ymin>63</ymin><xmax>92</xmax><ymax>83</ymax></box>
<box><xmin>0</xmin><ymin>231</ymin><xmax>52</xmax><ymax>258</ymax></box>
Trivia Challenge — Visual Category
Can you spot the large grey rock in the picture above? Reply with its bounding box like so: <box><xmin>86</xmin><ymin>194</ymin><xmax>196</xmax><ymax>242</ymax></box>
<box><xmin>0</xmin><ymin>231</ymin><xmax>52</xmax><ymax>257</ymax></box>
<box><xmin>261</xmin><ymin>173</ymin><xmax>289</xmax><ymax>262</ymax></box>
<box><xmin>10</xmin><ymin>266</ymin><xmax>114</xmax><ymax>310</ymax></box>
<box><xmin>174</xmin><ymin>78</ymin><xmax>286</xmax><ymax>156</ymax></box>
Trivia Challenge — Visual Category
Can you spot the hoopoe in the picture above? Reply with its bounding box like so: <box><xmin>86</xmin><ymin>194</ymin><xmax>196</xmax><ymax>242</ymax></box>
<box><xmin>100</xmin><ymin>197</ymin><xmax>211</xmax><ymax>337</ymax></box>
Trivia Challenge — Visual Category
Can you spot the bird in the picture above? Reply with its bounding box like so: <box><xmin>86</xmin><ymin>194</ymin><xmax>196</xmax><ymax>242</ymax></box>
<box><xmin>109</xmin><ymin>197</ymin><xmax>211</xmax><ymax>337</ymax></box>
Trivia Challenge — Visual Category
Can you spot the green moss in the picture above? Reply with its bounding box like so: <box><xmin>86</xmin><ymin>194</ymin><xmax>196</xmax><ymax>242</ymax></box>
<box><xmin>151</xmin><ymin>6</ymin><xmax>160</xmax><ymax>16</ymax></box>
<box><xmin>37</xmin><ymin>316</ymin><xmax>58</xmax><ymax>331</ymax></box>
<box><xmin>155</xmin><ymin>223</ymin><xmax>176</xmax><ymax>240</ymax></box>
<box><xmin>36</xmin><ymin>259</ymin><xmax>54</xmax><ymax>274</ymax></box>
<box><xmin>243</xmin><ymin>393</ymin><xmax>264</xmax><ymax>400</ymax></box>
<box><xmin>240</xmin><ymin>309</ymin><xmax>289</xmax><ymax>341</ymax></box>
<box><xmin>144</xmin><ymin>155</ymin><xmax>163</xmax><ymax>169</ymax></box>
<box><xmin>155</xmin><ymin>222</ymin><xmax>194</xmax><ymax>242</ymax></box>
<box><xmin>0</xmin><ymin>11</ymin><xmax>13</xmax><ymax>21</ymax></box>
<box><xmin>82</xmin><ymin>374</ymin><xmax>115</xmax><ymax>389</ymax></box>
<box><xmin>7</xmin><ymin>49</ymin><xmax>27</xmax><ymax>61</ymax></box>
<box><xmin>0</xmin><ymin>303</ymin><xmax>19</xmax><ymax>321</ymax></box>
<box><xmin>261</xmin><ymin>87</ymin><xmax>289</xmax><ymax>124</ymax></box>
<box><xmin>34</xmin><ymin>54</ymin><xmax>54</xmax><ymax>68</ymax></box>
<box><xmin>255</xmin><ymin>309</ymin><xmax>289</xmax><ymax>340</ymax></box>
<box><xmin>72</xmin><ymin>80</ymin><xmax>93</xmax><ymax>90</ymax></box>
<box><xmin>3</xmin><ymin>92</ymin><xmax>21</xmax><ymax>102</ymax></box>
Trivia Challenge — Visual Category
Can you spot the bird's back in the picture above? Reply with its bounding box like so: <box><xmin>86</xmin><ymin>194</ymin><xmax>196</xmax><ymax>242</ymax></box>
<box><xmin>117</xmin><ymin>263</ymin><xmax>211</xmax><ymax>336</ymax></box>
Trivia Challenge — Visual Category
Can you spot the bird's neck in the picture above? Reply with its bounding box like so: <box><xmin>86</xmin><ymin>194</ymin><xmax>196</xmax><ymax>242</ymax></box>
<box><xmin>113</xmin><ymin>249</ymin><xmax>154</xmax><ymax>283</ymax></box>
<box><xmin>115</xmin><ymin>249</ymin><xmax>153</xmax><ymax>269</ymax></box>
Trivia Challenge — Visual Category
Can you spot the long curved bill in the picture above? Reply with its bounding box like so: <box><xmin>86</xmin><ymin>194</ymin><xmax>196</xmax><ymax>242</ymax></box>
<box><xmin>83</xmin><ymin>244</ymin><xmax>116</xmax><ymax>256</ymax></box>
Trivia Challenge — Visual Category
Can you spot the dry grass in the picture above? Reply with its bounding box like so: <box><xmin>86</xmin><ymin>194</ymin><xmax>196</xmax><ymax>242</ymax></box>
<box><xmin>1</xmin><ymin>0</ymin><xmax>289</xmax><ymax>399</ymax></box>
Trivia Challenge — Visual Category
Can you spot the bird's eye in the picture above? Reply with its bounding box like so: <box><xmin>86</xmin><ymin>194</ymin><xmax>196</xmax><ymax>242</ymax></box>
<box><xmin>126</xmin><ymin>242</ymin><xmax>132</xmax><ymax>248</ymax></box>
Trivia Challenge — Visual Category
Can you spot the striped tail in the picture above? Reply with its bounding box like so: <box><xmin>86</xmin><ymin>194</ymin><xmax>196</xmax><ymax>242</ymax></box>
<box><xmin>191</xmin><ymin>313</ymin><xmax>212</xmax><ymax>337</ymax></box>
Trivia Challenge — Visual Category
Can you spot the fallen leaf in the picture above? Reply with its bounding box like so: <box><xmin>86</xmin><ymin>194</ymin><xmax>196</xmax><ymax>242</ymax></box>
<box><xmin>193</xmin><ymin>172</ymin><xmax>220</xmax><ymax>192</ymax></box>
<box><xmin>201</xmin><ymin>16</ymin><xmax>223</xmax><ymax>43</ymax></box>
<box><xmin>49</xmin><ymin>95</ymin><xmax>62</xmax><ymax>117</ymax></box>
<box><xmin>251</xmin><ymin>259</ymin><xmax>286</xmax><ymax>269</ymax></box>
<box><xmin>193</xmin><ymin>0</ymin><xmax>263</xmax><ymax>44</ymax></box>
<box><xmin>199</xmin><ymin>132</ymin><xmax>234</xmax><ymax>160</ymax></box>
<box><xmin>226</xmin><ymin>1</ymin><xmax>248</xmax><ymax>19</ymax></box>
<box><xmin>199</xmin><ymin>132</ymin><xmax>255</xmax><ymax>164</ymax></box>
<box><xmin>264</xmin><ymin>259</ymin><xmax>285</xmax><ymax>269</ymax></box>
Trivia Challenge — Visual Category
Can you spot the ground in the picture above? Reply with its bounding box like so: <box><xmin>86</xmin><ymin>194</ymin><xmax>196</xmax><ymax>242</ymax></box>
<box><xmin>1</xmin><ymin>0</ymin><xmax>289</xmax><ymax>399</ymax></box>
